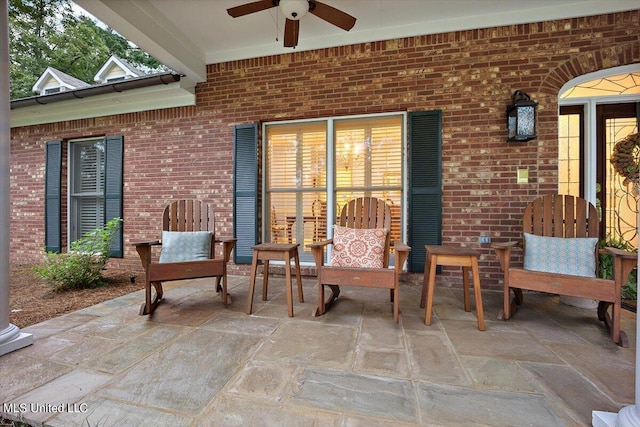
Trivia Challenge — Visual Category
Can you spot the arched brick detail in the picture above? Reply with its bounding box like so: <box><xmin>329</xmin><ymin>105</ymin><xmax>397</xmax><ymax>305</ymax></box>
<box><xmin>540</xmin><ymin>42</ymin><xmax>640</xmax><ymax>95</ymax></box>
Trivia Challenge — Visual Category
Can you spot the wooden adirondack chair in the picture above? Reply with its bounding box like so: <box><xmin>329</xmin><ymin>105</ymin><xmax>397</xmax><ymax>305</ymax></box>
<box><xmin>307</xmin><ymin>197</ymin><xmax>411</xmax><ymax>322</ymax></box>
<box><xmin>133</xmin><ymin>200</ymin><xmax>236</xmax><ymax>315</ymax></box>
<box><xmin>493</xmin><ymin>194</ymin><xmax>637</xmax><ymax>347</ymax></box>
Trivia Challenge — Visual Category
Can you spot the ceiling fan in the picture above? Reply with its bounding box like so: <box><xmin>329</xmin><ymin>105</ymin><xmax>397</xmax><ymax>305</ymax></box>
<box><xmin>227</xmin><ymin>0</ymin><xmax>357</xmax><ymax>48</ymax></box>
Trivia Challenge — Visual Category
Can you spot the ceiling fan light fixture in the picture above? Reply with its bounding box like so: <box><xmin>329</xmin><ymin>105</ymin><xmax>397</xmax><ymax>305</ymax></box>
<box><xmin>279</xmin><ymin>0</ymin><xmax>309</xmax><ymax>20</ymax></box>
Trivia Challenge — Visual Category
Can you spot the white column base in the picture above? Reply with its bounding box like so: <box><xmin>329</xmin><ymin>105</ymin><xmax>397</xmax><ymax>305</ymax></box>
<box><xmin>0</xmin><ymin>323</ymin><xmax>33</xmax><ymax>356</ymax></box>
<box><xmin>593</xmin><ymin>406</ymin><xmax>640</xmax><ymax>427</ymax></box>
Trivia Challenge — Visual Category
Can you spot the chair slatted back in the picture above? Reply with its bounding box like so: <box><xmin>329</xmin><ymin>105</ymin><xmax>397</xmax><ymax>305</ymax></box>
<box><xmin>162</xmin><ymin>200</ymin><xmax>216</xmax><ymax>256</ymax></box>
<box><xmin>523</xmin><ymin>194</ymin><xmax>599</xmax><ymax>238</ymax></box>
<box><xmin>338</xmin><ymin>197</ymin><xmax>392</xmax><ymax>267</ymax></box>
<box><xmin>339</xmin><ymin>197</ymin><xmax>392</xmax><ymax>230</ymax></box>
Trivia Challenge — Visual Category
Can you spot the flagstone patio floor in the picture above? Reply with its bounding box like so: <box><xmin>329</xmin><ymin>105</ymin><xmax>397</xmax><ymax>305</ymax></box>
<box><xmin>1</xmin><ymin>275</ymin><xmax>636</xmax><ymax>426</ymax></box>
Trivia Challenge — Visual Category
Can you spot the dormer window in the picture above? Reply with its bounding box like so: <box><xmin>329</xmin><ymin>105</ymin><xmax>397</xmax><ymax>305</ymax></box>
<box><xmin>94</xmin><ymin>55</ymin><xmax>146</xmax><ymax>85</ymax></box>
<box><xmin>32</xmin><ymin>67</ymin><xmax>90</xmax><ymax>96</ymax></box>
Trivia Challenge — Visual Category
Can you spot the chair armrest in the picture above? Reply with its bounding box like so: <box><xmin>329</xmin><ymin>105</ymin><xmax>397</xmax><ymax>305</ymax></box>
<box><xmin>307</xmin><ymin>239</ymin><xmax>333</xmax><ymax>249</ymax></box>
<box><xmin>491</xmin><ymin>240</ymin><xmax>519</xmax><ymax>272</ymax></box>
<box><xmin>215</xmin><ymin>237</ymin><xmax>236</xmax><ymax>263</ymax></box>
<box><xmin>392</xmin><ymin>241</ymin><xmax>411</xmax><ymax>254</ymax></box>
<box><xmin>605</xmin><ymin>247</ymin><xmax>638</xmax><ymax>259</ymax></box>
<box><xmin>215</xmin><ymin>237</ymin><xmax>237</xmax><ymax>244</ymax></box>
<box><xmin>307</xmin><ymin>239</ymin><xmax>333</xmax><ymax>268</ymax></box>
<box><xmin>605</xmin><ymin>247</ymin><xmax>637</xmax><ymax>286</ymax></box>
<box><xmin>132</xmin><ymin>240</ymin><xmax>161</xmax><ymax>270</ymax></box>
<box><xmin>392</xmin><ymin>241</ymin><xmax>411</xmax><ymax>273</ymax></box>
<box><xmin>490</xmin><ymin>241</ymin><xmax>519</xmax><ymax>250</ymax></box>
<box><xmin>131</xmin><ymin>240</ymin><xmax>161</xmax><ymax>247</ymax></box>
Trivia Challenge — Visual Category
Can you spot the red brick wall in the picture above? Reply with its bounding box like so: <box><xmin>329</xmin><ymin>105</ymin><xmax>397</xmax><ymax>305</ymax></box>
<box><xmin>10</xmin><ymin>11</ymin><xmax>640</xmax><ymax>288</ymax></box>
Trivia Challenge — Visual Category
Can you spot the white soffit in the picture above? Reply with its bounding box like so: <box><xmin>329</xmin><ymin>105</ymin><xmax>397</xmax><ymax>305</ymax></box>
<box><xmin>10</xmin><ymin>82</ymin><xmax>195</xmax><ymax>128</ymax></box>
<box><xmin>75</xmin><ymin>0</ymin><xmax>640</xmax><ymax>79</ymax></box>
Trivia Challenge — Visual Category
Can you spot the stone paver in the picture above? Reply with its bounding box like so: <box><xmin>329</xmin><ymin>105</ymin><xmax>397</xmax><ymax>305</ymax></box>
<box><xmin>416</xmin><ymin>382</ymin><xmax>569</xmax><ymax>426</ymax></box>
<box><xmin>49</xmin><ymin>395</ymin><xmax>193</xmax><ymax>427</ymax></box>
<box><xmin>524</xmin><ymin>362</ymin><xmax>620</xmax><ymax>425</ymax></box>
<box><xmin>86</xmin><ymin>323</ymin><xmax>187</xmax><ymax>373</ymax></box>
<box><xmin>199</xmin><ymin>394</ymin><xmax>342</xmax><ymax>426</ymax></box>
<box><xmin>355</xmin><ymin>347</ymin><xmax>410</xmax><ymax>378</ymax></box>
<box><xmin>460</xmin><ymin>356</ymin><xmax>539</xmax><ymax>393</ymax></box>
<box><xmin>1</xmin><ymin>277</ymin><xmax>635</xmax><ymax>427</ymax></box>
<box><xmin>98</xmin><ymin>328</ymin><xmax>261</xmax><ymax>414</ymax></box>
<box><xmin>6</xmin><ymin>369</ymin><xmax>112</xmax><ymax>424</ymax></box>
<box><xmin>0</xmin><ymin>352</ymin><xmax>71</xmax><ymax>402</ymax></box>
<box><xmin>254</xmin><ymin>321</ymin><xmax>358</xmax><ymax>369</ymax></box>
<box><xmin>226</xmin><ymin>361</ymin><xmax>298</xmax><ymax>400</ymax></box>
<box><xmin>291</xmin><ymin>366</ymin><xmax>418</xmax><ymax>423</ymax></box>
<box><xmin>405</xmin><ymin>330</ymin><xmax>470</xmax><ymax>385</ymax></box>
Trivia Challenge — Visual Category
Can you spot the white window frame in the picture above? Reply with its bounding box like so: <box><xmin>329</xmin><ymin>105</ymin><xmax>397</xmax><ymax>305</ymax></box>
<box><xmin>67</xmin><ymin>137</ymin><xmax>105</xmax><ymax>247</ymax></box>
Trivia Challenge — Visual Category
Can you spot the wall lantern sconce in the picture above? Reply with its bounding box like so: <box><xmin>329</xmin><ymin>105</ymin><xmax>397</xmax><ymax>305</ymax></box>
<box><xmin>506</xmin><ymin>90</ymin><xmax>538</xmax><ymax>142</ymax></box>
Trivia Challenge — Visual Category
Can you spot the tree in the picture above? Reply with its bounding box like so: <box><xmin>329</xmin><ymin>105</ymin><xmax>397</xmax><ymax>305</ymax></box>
<box><xmin>9</xmin><ymin>0</ymin><xmax>165</xmax><ymax>99</ymax></box>
<box><xmin>9</xmin><ymin>0</ymin><xmax>63</xmax><ymax>99</ymax></box>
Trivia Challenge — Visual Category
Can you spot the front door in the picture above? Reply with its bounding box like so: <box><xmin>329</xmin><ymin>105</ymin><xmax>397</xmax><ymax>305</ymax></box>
<box><xmin>596</xmin><ymin>103</ymin><xmax>638</xmax><ymax>247</ymax></box>
<box><xmin>559</xmin><ymin>103</ymin><xmax>639</xmax><ymax>246</ymax></box>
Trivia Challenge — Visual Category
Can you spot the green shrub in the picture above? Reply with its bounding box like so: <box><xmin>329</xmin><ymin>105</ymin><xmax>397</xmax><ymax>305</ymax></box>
<box><xmin>34</xmin><ymin>218</ymin><xmax>122</xmax><ymax>291</ymax></box>
<box><xmin>598</xmin><ymin>236</ymin><xmax>637</xmax><ymax>300</ymax></box>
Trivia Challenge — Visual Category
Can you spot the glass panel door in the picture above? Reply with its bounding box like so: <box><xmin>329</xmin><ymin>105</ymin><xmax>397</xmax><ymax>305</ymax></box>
<box><xmin>558</xmin><ymin>103</ymin><xmax>638</xmax><ymax>248</ymax></box>
<box><xmin>599</xmin><ymin>104</ymin><xmax>638</xmax><ymax>248</ymax></box>
<box><xmin>266</xmin><ymin>121</ymin><xmax>327</xmax><ymax>253</ymax></box>
<box><xmin>334</xmin><ymin>115</ymin><xmax>403</xmax><ymax>241</ymax></box>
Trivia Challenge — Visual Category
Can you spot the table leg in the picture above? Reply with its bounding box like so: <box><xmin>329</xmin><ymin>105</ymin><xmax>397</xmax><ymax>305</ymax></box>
<box><xmin>420</xmin><ymin>252</ymin><xmax>431</xmax><ymax>309</ymax></box>
<box><xmin>284</xmin><ymin>254</ymin><xmax>294</xmax><ymax>317</ymax></box>
<box><xmin>293</xmin><ymin>249</ymin><xmax>304</xmax><ymax>303</ymax></box>
<box><xmin>262</xmin><ymin>260</ymin><xmax>269</xmax><ymax>301</ymax></box>
<box><xmin>462</xmin><ymin>265</ymin><xmax>471</xmax><ymax>312</ymax></box>
<box><xmin>425</xmin><ymin>255</ymin><xmax>438</xmax><ymax>325</ymax></box>
<box><xmin>472</xmin><ymin>258</ymin><xmax>485</xmax><ymax>331</ymax></box>
<box><xmin>247</xmin><ymin>250</ymin><xmax>259</xmax><ymax>315</ymax></box>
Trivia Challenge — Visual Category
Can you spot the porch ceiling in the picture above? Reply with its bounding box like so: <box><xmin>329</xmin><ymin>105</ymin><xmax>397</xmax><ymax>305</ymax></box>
<box><xmin>74</xmin><ymin>0</ymin><xmax>639</xmax><ymax>85</ymax></box>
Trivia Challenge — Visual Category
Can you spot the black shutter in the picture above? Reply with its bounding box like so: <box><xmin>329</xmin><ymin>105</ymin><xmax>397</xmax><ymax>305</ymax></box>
<box><xmin>45</xmin><ymin>140</ymin><xmax>62</xmax><ymax>253</ymax></box>
<box><xmin>104</xmin><ymin>135</ymin><xmax>124</xmax><ymax>257</ymax></box>
<box><xmin>408</xmin><ymin>111</ymin><xmax>442</xmax><ymax>272</ymax></box>
<box><xmin>233</xmin><ymin>124</ymin><xmax>258</xmax><ymax>264</ymax></box>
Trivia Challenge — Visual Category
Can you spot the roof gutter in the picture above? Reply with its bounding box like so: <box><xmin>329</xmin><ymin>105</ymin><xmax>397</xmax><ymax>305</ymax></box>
<box><xmin>10</xmin><ymin>72</ymin><xmax>181</xmax><ymax>109</ymax></box>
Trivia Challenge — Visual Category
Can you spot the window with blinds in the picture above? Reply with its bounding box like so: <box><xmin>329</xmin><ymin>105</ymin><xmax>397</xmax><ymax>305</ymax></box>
<box><xmin>266</xmin><ymin>121</ymin><xmax>327</xmax><ymax>249</ymax></box>
<box><xmin>335</xmin><ymin>115</ymin><xmax>403</xmax><ymax>241</ymax></box>
<box><xmin>265</xmin><ymin>113</ymin><xmax>404</xmax><ymax>259</ymax></box>
<box><xmin>70</xmin><ymin>139</ymin><xmax>105</xmax><ymax>242</ymax></box>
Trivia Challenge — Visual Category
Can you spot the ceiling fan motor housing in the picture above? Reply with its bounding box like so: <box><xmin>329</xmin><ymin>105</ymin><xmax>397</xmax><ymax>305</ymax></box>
<box><xmin>279</xmin><ymin>0</ymin><xmax>310</xmax><ymax>20</ymax></box>
<box><xmin>227</xmin><ymin>0</ymin><xmax>354</xmax><ymax>49</ymax></box>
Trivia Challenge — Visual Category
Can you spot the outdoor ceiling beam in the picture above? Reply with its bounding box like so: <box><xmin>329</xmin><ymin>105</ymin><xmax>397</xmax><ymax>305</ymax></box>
<box><xmin>74</xmin><ymin>0</ymin><xmax>206</xmax><ymax>83</ymax></box>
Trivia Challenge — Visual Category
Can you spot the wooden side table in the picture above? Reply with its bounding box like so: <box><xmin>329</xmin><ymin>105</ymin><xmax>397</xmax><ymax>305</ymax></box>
<box><xmin>247</xmin><ymin>243</ymin><xmax>304</xmax><ymax>317</ymax></box>
<box><xmin>421</xmin><ymin>245</ymin><xmax>485</xmax><ymax>330</ymax></box>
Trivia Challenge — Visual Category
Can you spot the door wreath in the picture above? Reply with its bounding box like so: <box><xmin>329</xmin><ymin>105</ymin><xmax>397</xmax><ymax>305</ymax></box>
<box><xmin>611</xmin><ymin>132</ymin><xmax>640</xmax><ymax>186</ymax></box>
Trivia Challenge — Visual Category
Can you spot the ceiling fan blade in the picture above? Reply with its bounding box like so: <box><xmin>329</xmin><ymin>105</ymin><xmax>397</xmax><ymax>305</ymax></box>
<box><xmin>310</xmin><ymin>1</ymin><xmax>356</xmax><ymax>31</ymax></box>
<box><xmin>284</xmin><ymin>18</ymin><xmax>300</xmax><ymax>47</ymax></box>
<box><xmin>227</xmin><ymin>0</ymin><xmax>277</xmax><ymax>18</ymax></box>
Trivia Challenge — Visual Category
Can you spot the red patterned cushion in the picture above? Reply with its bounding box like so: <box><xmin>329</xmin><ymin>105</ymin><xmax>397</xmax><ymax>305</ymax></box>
<box><xmin>329</xmin><ymin>225</ymin><xmax>387</xmax><ymax>268</ymax></box>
